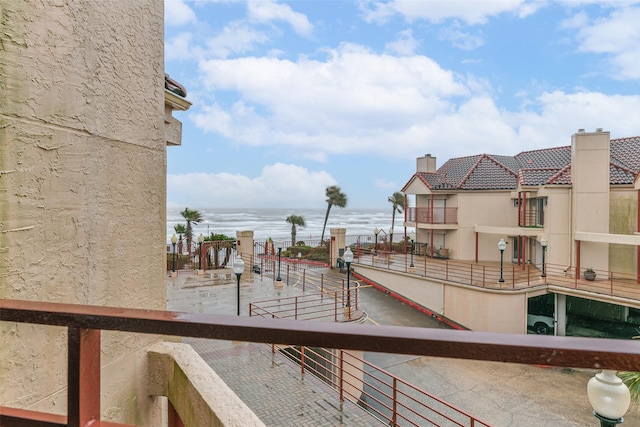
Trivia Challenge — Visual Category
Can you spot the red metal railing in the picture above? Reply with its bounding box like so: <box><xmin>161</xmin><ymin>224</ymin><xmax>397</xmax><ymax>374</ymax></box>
<box><xmin>250</xmin><ymin>283</ymin><xmax>490</xmax><ymax>426</ymax></box>
<box><xmin>2</xmin><ymin>299</ymin><xmax>640</xmax><ymax>427</ymax></box>
<box><xmin>357</xmin><ymin>253</ymin><xmax>640</xmax><ymax>301</ymax></box>
<box><xmin>249</xmin><ymin>284</ymin><xmax>360</xmax><ymax>322</ymax></box>
<box><xmin>406</xmin><ymin>207</ymin><xmax>458</xmax><ymax>225</ymax></box>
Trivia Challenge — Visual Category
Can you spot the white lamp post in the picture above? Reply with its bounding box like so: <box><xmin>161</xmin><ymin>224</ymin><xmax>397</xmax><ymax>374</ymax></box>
<box><xmin>171</xmin><ymin>234</ymin><xmax>178</xmax><ymax>272</ymax></box>
<box><xmin>233</xmin><ymin>255</ymin><xmax>245</xmax><ymax>316</ymax></box>
<box><xmin>276</xmin><ymin>240</ymin><xmax>283</xmax><ymax>281</ymax></box>
<box><xmin>344</xmin><ymin>247</ymin><xmax>354</xmax><ymax>308</ymax></box>
<box><xmin>540</xmin><ymin>236</ymin><xmax>548</xmax><ymax>278</ymax></box>
<box><xmin>409</xmin><ymin>231</ymin><xmax>416</xmax><ymax>268</ymax></box>
<box><xmin>498</xmin><ymin>238</ymin><xmax>507</xmax><ymax>283</ymax></box>
<box><xmin>588</xmin><ymin>370</ymin><xmax>630</xmax><ymax>427</ymax></box>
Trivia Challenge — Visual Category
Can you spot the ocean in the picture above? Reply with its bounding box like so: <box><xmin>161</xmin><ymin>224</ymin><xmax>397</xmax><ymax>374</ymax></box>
<box><xmin>167</xmin><ymin>207</ymin><xmax>402</xmax><ymax>244</ymax></box>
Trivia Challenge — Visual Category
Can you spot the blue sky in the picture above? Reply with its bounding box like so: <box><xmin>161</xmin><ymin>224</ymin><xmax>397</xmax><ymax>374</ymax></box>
<box><xmin>164</xmin><ymin>0</ymin><xmax>640</xmax><ymax>210</ymax></box>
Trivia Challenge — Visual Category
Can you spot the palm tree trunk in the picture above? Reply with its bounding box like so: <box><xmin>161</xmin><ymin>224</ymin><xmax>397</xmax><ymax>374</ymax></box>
<box><xmin>320</xmin><ymin>204</ymin><xmax>332</xmax><ymax>244</ymax></box>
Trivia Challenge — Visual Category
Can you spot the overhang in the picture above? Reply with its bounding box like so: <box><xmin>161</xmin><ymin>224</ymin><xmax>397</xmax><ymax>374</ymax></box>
<box><xmin>165</xmin><ymin>89</ymin><xmax>192</xmax><ymax>111</ymax></box>
<box><xmin>575</xmin><ymin>231</ymin><xmax>640</xmax><ymax>246</ymax></box>
<box><xmin>474</xmin><ymin>225</ymin><xmax>543</xmax><ymax>237</ymax></box>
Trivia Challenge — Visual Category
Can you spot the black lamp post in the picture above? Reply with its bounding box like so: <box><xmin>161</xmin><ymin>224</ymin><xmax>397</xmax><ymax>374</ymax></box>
<box><xmin>409</xmin><ymin>231</ymin><xmax>416</xmax><ymax>268</ymax></box>
<box><xmin>276</xmin><ymin>240</ymin><xmax>283</xmax><ymax>282</ymax></box>
<box><xmin>344</xmin><ymin>247</ymin><xmax>354</xmax><ymax>307</ymax></box>
<box><xmin>498</xmin><ymin>238</ymin><xmax>506</xmax><ymax>283</ymax></box>
<box><xmin>198</xmin><ymin>233</ymin><xmax>204</xmax><ymax>271</ymax></box>
<box><xmin>233</xmin><ymin>255</ymin><xmax>245</xmax><ymax>316</ymax></box>
<box><xmin>171</xmin><ymin>234</ymin><xmax>177</xmax><ymax>272</ymax></box>
<box><xmin>540</xmin><ymin>236</ymin><xmax>548</xmax><ymax>278</ymax></box>
<box><xmin>587</xmin><ymin>370</ymin><xmax>630</xmax><ymax>427</ymax></box>
<box><xmin>374</xmin><ymin>227</ymin><xmax>380</xmax><ymax>255</ymax></box>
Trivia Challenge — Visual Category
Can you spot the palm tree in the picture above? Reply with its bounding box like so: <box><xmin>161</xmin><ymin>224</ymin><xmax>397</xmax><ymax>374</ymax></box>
<box><xmin>320</xmin><ymin>185</ymin><xmax>348</xmax><ymax>244</ymax></box>
<box><xmin>286</xmin><ymin>215</ymin><xmax>306</xmax><ymax>247</ymax></box>
<box><xmin>180</xmin><ymin>207</ymin><xmax>202</xmax><ymax>257</ymax></box>
<box><xmin>388</xmin><ymin>192</ymin><xmax>404</xmax><ymax>251</ymax></box>
<box><xmin>173</xmin><ymin>224</ymin><xmax>186</xmax><ymax>240</ymax></box>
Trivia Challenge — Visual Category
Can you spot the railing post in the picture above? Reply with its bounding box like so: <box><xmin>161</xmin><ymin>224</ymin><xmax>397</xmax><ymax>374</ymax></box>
<box><xmin>445</xmin><ymin>261</ymin><xmax>449</xmax><ymax>281</ymax></box>
<box><xmin>295</xmin><ymin>297</ymin><xmax>299</xmax><ymax>320</ymax></box>
<box><xmin>482</xmin><ymin>266</ymin><xmax>486</xmax><ymax>288</ymax></box>
<box><xmin>287</xmin><ymin>264</ymin><xmax>290</xmax><ymax>286</ymax></box>
<box><xmin>321</xmin><ymin>273</ymin><xmax>324</xmax><ymax>299</ymax></box>
<box><xmin>339</xmin><ymin>350</ymin><xmax>344</xmax><ymax>402</ymax></box>
<box><xmin>67</xmin><ymin>327</ymin><xmax>101</xmax><ymax>427</ymax></box>
<box><xmin>512</xmin><ymin>268</ymin><xmax>515</xmax><ymax>289</ymax></box>
<box><xmin>301</xmin><ymin>346</ymin><xmax>305</xmax><ymax>375</ymax></box>
<box><xmin>392</xmin><ymin>376</ymin><xmax>398</xmax><ymax>427</ymax></box>
<box><xmin>334</xmin><ymin>291</ymin><xmax>338</xmax><ymax>322</ymax></box>
<box><xmin>303</xmin><ymin>269</ymin><xmax>306</xmax><ymax>290</ymax></box>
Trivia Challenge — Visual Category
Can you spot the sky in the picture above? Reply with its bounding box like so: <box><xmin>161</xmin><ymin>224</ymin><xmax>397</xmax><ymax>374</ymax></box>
<box><xmin>164</xmin><ymin>0</ymin><xmax>640</xmax><ymax>210</ymax></box>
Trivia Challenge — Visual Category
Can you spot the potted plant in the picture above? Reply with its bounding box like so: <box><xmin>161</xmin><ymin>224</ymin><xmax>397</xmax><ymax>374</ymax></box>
<box><xmin>584</xmin><ymin>268</ymin><xmax>596</xmax><ymax>281</ymax></box>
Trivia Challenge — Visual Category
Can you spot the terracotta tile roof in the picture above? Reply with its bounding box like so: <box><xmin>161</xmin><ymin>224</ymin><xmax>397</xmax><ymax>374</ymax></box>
<box><xmin>165</xmin><ymin>73</ymin><xmax>187</xmax><ymax>97</ymax></box>
<box><xmin>405</xmin><ymin>137</ymin><xmax>640</xmax><ymax>192</ymax></box>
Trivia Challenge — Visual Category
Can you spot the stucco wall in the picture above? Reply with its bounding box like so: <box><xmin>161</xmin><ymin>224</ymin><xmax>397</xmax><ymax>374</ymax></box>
<box><xmin>1</xmin><ymin>0</ymin><xmax>166</xmax><ymax>424</ymax></box>
<box><xmin>355</xmin><ymin>265</ymin><xmax>528</xmax><ymax>334</ymax></box>
<box><xmin>610</xmin><ymin>188</ymin><xmax>639</xmax><ymax>274</ymax></box>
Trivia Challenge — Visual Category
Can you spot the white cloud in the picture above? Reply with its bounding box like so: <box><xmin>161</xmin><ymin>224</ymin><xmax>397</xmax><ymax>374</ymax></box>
<box><xmin>572</xmin><ymin>7</ymin><xmax>640</xmax><ymax>79</ymax></box>
<box><xmin>385</xmin><ymin>29</ymin><xmax>420</xmax><ymax>56</ymax></box>
<box><xmin>167</xmin><ymin>164</ymin><xmax>335</xmax><ymax>208</ymax></box>
<box><xmin>204</xmin><ymin>21</ymin><xmax>270</xmax><ymax>58</ymax></box>
<box><xmin>165</xmin><ymin>0</ymin><xmax>197</xmax><ymax>27</ymax></box>
<box><xmin>247</xmin><ymin>0</ymin><xmax>313</xmax><ymax>36</ymax></box>
<box><xmin>361</xmin><ymin>0</ymin><xmax>532</xmax><ymax>25</ymax></box>
<box><xmin>438</xmin><ymin>24</ymin><xmax>485</xmax><ymax>50</ymax></box>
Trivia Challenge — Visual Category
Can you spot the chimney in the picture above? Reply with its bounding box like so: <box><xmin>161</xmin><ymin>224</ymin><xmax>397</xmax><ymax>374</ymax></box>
<box><xmin>417</xmin><ymin>154</ymin><xmax>436</xmax><ymax>173</ymax></box>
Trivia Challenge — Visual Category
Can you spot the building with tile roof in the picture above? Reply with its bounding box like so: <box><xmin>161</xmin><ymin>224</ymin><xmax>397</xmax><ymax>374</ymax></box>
<box><xmin>402</xmin><ymin>130</ymin><xmax>640</xmax><ymax>279</ymax></box>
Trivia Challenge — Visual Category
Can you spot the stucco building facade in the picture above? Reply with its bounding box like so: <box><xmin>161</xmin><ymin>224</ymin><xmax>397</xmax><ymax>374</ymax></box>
<box><xmin>1</xmin><ymin>0</ymin><xmax>189</xmax><ymax>423</ymax></box>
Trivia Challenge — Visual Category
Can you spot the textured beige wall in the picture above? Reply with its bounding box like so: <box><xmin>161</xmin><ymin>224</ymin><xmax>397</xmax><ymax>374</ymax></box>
<box><xmin>1</xmin><ymin>0</ymin><xmax>166</xmax><ymax>423</ymax></box>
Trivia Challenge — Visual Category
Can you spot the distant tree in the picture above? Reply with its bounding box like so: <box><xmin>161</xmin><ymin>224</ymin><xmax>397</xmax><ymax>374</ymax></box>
<box><xmin>173</xmin><ymin>224</ymin><xmax>186</xmax><ymax>240</ymax></box>
<box><xmin>388</xmin><ymin>191</ymin><xmax>404</xmax><ymax>250</ymax></box>
<box><xmin>174</xmin><ymin>223</ymin><xmax>186</xmax><ymax>255</ymax></box>
<box><xmin>180</xmin><ymin>207</ymin><xmax>202</xmax><ymax>257</ymax></box>
<box><xmin>286</xmin><ymin>215</ymin><xmax>306</xmax><ymax>247</ymax></box>
<box><xmin>320</xmin><ymin>185</ymin><xmax>348</xmax><ymax>244</ymax></box>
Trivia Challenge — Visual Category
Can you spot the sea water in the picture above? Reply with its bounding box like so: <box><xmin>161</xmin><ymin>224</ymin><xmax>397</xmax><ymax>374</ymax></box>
<box><xmin>167</xmin><ymin>207</ymin><xmax>404</xmax><ymax>243</ymax></box>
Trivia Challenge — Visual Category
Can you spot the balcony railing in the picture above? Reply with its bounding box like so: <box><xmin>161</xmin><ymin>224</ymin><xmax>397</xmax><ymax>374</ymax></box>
<box><xmin>2</xmin><ymin>298</ymin><xmax>639</xmax><ymax>427</ymax></box>
<box><xmin>406</xmin><ymin>207</ymin><xmax>458</xmax><ymax>225</ymax></box>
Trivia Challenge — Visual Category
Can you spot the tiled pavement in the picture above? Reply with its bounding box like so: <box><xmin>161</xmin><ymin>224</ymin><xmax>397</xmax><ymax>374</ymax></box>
<box><xmin>167</xmin><ymin>268</ymin><xmax>382</xmax><ymax>426</ymax></box>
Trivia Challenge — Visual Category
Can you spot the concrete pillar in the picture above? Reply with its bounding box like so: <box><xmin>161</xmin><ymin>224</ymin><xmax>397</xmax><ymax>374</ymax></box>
<box><xmin>330</xmin><ymin>228</ymin><xmax>347</xmax><ymax>268</ymax></box>
<box><xmin>555</xmin><ymin>294</ymin><xmax>567</xmax><ymax>336</ymax></box>
<box><xmin>236</xmin><ymin>230</ymin><xmax>254</xmax><ymax>267</ymax></box>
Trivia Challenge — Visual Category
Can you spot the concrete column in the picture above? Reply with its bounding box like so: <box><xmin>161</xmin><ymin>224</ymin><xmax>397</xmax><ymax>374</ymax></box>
<box><xmin>236</xmin><ymin>230</ymin><xmax>254</xmax><ymax>265</ymax></box>
<box><xmin>330</xmin><ymin>228</ymin><xmax>347</xmax><ymax>268</ymax></box>
<box><xmin>555</xmin><ymin>293</ymin><xmax>567</xmax><ymax>336</ymax></box>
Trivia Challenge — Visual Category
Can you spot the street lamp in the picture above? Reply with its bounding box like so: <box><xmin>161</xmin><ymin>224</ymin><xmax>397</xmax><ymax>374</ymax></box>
<box><xmin>540</xmin><ymin>236</ymin><xmax>548</xmax><ymax>278</ymax></box>
<box><xmin>233</xmin><ymin>255</ymin><xmax>245</xmax><ymax>316</ymax></box>
<box><xmin>171</xmin><ymin>234</ymin><xmax>177</xmax><ymax>272</ymax></box>
<box><xmin>498</xmin><ymin>238</ymin><xmax>506</xmax><ymax>283</ymax></box>
<box><xmin>276</xmin><ymin>240</ymin><xmax>283</xmax><ymax>281</ymax></box>
<box><xmin>409</xmin><ymin>231</ymin><xmax>416</xmax><ymax>268</ymax></box>
<box><xmin>587</xmin><ymin>370</ymin><xmax>630</xmax><ymax>427</ymax></box>
<box><xmin>344</xmin><ymin>247</ymin><xmax>354</xmax><ymax>307</ymax></box>
<box><xmin>198</xmin><ymin>233</ymin><xmax>204</xmax><ymax>271</ymax></box>
<box><xmin>374</xmin><ymin>227</ymin><xmax>380</xmax><ymax>255</ymax></box>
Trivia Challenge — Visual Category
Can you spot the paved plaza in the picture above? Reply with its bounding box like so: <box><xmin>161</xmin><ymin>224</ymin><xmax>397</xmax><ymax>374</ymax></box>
<box><xmin>166</xmin><ymin>266</ymin><xmax>640</xmax><ymax>426</ymax></box>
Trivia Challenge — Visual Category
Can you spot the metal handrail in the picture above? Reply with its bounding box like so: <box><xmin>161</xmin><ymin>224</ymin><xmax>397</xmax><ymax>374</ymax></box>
<box><xmin>2</xmin><ymin>299</ymin><xmax>639</xmax><ymax>427</ymax></box>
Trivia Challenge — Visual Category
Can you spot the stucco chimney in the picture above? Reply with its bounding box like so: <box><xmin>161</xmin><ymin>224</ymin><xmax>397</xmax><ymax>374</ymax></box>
<box><xmin>571</xmin><ymin>129</ymin><xmax>610</xmax><ymax>268</ymax></box>
<box><xmin>417</xmin><ymin>154</ymin><xmax>437</xmax><ymax>173</ymax></box>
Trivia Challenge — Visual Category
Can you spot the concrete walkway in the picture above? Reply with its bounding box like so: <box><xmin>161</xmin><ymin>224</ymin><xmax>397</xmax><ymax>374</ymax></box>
<box><xmin>166</xmin><ymin>268</ymin><xmax>381</xmax><ymax>426</ymax></box>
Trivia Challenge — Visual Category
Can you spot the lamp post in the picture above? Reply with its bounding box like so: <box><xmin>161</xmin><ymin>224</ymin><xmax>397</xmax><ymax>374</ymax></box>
<box><xmin>374</xmin><ymin>227</ymin><xmax>380</xmax><ymax>256</ymax></box>
<box><xmin>587</xmin><ymin>370</ymin><xmax>630</xmax><ymax>427</ymax></box>
<box><xmin>276</xmin><ymin>240</ymin><xmax>283</xmax><ymax>281</ymax></box>
<box><xmin>344</xmin><ymin>247</ymin><xmax>354</xmax><ymax>307</ymax></box>
<box><xmin>198</xmin><ymin>233</ymin><xmax>204</xmax><ymax>271</ymax></box>
<box><xmin>171</xmin><ymin>234</ymin><xmax>177</xmax><ymax>272</ymax></box>
<box><xmin>409</xmin><ymin>231</ymin><xmax>416</xmax><ymax>268</ymax></box>
<box><xmin>498</xmin><ymin>238</ymin><xmax>506</xmax><ymax>283</ymax></box>
<box><xmin>233</xmin><ymin>255</ymin><xmax>245</xmax><ymax>316</ymax></box>
<box><xmin>540</xmin><ymin>236</ymin><xmax>548</xmax><ymax>278</ymax></box>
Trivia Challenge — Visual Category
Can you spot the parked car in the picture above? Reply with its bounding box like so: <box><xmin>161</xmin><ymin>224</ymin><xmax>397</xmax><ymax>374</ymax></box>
<box><xmin>527</xmin><ymin>314</ymin><xmax>555</xmax><ymax>335</ymax></box>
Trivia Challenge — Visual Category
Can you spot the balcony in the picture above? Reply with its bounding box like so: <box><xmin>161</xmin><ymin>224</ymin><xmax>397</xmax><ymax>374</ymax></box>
<box><xmin>2</xmin><ymin>295</ymin><xmax>639</xmax><ymax>427</ymax></box>
<box><xmin>406</xmin><ymin>207</ymin><xmax>458</xmax><ymax>225</ymax></box>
